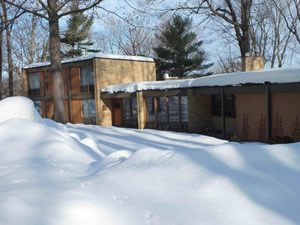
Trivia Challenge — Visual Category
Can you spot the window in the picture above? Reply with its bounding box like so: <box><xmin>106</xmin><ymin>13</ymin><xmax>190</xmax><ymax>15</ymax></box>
<box><xmin>80</xmin><ymin>65</ymin><xmax>94</xmax><ymax>92</ymax></box>
<box><xmin>82</xmin><ymin>99</ymin><xmax>96</xmax><ymax>119</ymax></box>
<box><xmin>181</xmin><ymin>96</ymin><xmax>189</xmax><ymax>122</ymax></box>
<box><xmin>122</xmin><ymin>97</ymin><xmax>138</xmax><ymax>128</ymax></box>
<box><xmin>28</xmin><ymin>73</ymin><xmax>40</xmax><ymax>95</ymax></box>
<box><xmin>33</xmin><ymin>101</ymin><xmax>42</xmax><ymax>115</ymax></box>
<box><xmin>212</xmin><ymin>95</ymin><xmax>221</xmax><ymax>116</ymax></box>
<box><xmin>157</xmin><ymin>97</ymin><xmax>168</xmax><ymax>123</ymax></box>
<box><xmin>145</xmin><ymin>96</ymin><xmax>189</xmax><ymax>131</ymax></box>
<box><xmin>212</xmin><ymin>95</ymin><xmax>236</xmax><ymax>118</ymax></box>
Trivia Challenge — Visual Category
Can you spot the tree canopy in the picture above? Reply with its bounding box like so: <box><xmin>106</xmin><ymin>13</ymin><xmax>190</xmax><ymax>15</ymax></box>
<box><xmin>154</xmin><ymin>15</ymin><xmax>213</xmax><ymax>79</ymax></box>
<box><xmin>60</xmin><ymin>2</ymin><xmax>96</xmax><ymax>58</ymax></box>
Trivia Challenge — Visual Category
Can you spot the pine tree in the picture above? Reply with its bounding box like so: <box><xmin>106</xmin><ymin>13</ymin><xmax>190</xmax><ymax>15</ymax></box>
<box><xmin>154</xmin><ymin>15</ymin><xmax>213</xmax><ymax>79</ymax></box>
<box><xmin>61</xmin><ymin>1</ymin><xmax>97</xmax><ymax>58</ymax></box>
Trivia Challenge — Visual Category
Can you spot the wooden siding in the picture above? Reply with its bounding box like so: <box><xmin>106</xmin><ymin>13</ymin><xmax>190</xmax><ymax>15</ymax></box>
<box><xmin>46</xmin><ymin>71</ymin><xmax>53</xmax><ymax>96</ymax></box>
<box><xmin>236</xmin><ymin>93</ymin><xmax>266</xmax><ymax>141</ymax></box>
<box><xmin>70</xmin><ymin>67</ymin><xmax>81</xmax><ymax>94</ymax></box>
<box><xmin>71</xmin><ymin>100</ymin><xmax>82</xmax><ymax>123</ymax></box>
<box><xmin>46</xmin><ymin>101</ymin><xmax>54</xmax><ymax>119</ymax></box>
<box><xmin>272</xmin><ymin>92</ymin><xmax>300</xmax><ymax>140</ymax></box>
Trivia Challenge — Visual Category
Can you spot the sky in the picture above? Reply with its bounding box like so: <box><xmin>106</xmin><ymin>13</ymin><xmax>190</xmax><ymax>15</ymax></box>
<box><xmin>93</xmin><ymin>0</ymin><xmax>300</xmax><ymax>70</ymax></box>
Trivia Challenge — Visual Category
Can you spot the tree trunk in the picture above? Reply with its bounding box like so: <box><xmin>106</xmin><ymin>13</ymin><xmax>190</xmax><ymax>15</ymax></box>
<box><xmin>0</xmin><ymin>21</ymin><xmax>2</xmax><ymax>100</ymax></box>
<box><xmin>1</xmin><ymin>0</ymin><xmax>13</xmax><ymax>96</ymax></box>
<box><xmin>48</xmin><ymin>0</ymin><xmax>66</xmax><ymax>123</ymax></box>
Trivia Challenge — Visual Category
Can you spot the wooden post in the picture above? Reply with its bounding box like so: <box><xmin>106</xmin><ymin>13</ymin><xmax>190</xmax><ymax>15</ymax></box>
<box><xmin>179</xmin><ymin>96</ymin><xmax>183</xmax><ymax>129</ymax></box>
<box><xmin>154</xmin><ymin>97</ymin><xmax>158</xmax><ymax>129</ymax></box>
<box><xmin>137</xmin><ymin>91</ymin><xmax>146</xmax><ymax>129</ymax></box>
<box><xmin>44</xmin><ymin>68</ymin><xmax>48</xmax><ymax>117</ymax></box>
<box><xmin>221</xmin><ymin>88</ymin><xmax>226</xmax><ymax>139</ymax></box>
<box><xmin>67</xmin><ymin>65</ymin><xmax>72</xmax><ymax>123</ymax></box>
<box><xmin>167</xmin><ymin>97</ymin><xmax>170</xmax><ymax>128</ymax></box>
<box><xmin>265</xmin><ymin>85</ymin><xmax>272</xmax><ymax>142</ymax></box>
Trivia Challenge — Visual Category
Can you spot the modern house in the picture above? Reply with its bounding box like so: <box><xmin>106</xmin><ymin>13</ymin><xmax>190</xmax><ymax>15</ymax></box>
<box><xmin>22</xmin><ymin>54</ymin><xmax>156</xmax><ymax>125</ymax></box>
<box><xmin>23</xmin><ymin>54</ymin><xmax>300</xmax><ymax>142</ymax></box>
<box><xmin>101</xmin><ymin>63</ymin><xmax>300</xmax><ymax>142</ymax></box>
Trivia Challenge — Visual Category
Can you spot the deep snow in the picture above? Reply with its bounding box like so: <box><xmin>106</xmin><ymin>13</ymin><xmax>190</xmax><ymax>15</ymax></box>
<box><xmin>0</xmin><ymin>97</ymin><xmax>300</xmax><ymax>225</ymax></box>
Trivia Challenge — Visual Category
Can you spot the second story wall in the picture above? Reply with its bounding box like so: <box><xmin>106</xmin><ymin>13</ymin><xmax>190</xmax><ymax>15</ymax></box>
<box><xmin>94</xmin><ymin>58</ymin><xmax>156</xmax><ymax>126</ymax></box>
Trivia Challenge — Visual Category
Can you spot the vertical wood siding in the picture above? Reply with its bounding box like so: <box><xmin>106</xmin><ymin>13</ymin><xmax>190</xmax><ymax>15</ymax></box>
<box><xmin>272</xmin><ymin>92</ymin><xmax>300</xmax><ymax>141</ymax></box>
<box><xmin>236</xmin><ymin>93</ymin><xmax>266</xmax><ymax>141</ymax></box>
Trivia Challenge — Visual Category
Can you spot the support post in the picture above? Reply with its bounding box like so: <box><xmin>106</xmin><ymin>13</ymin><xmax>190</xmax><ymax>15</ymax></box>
<box><xmin>137</xmin><ymin>91</ymin><xmax>146</xmax><ymax>129</ymax></box>
<box><xmin>221</xmin><ymin>88</ymin><xmax>226</xmax><ymax>139</ymax></box>
<box><xmin>67</xmin><ymin>65</ymin><xmax>72</xmax><ymax>123</ymax></box>
<box><xmin>154</xmin><ymin>97</ymin><xmax>158</xmax><ymax>129</ymax></box>
<box><xmin>265</xmin><ymin>85</ymin><xmax>272</xmax><ymax>142</ymax></box>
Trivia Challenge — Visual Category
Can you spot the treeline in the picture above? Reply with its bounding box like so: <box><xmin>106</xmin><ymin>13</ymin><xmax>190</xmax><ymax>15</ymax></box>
<box><xmin>0</xmin><ymin>0</ymin><xmax>299</xmax><ymax>122</ymax></box>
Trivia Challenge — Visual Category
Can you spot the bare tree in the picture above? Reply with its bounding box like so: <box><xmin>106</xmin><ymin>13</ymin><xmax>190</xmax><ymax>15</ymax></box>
<box><xmin>12</xmin><ymin>15</ymin><xmax>49</xmax><ymax>66</ymax></box>
<box><xmin>4</xmin><ymin>0</ymin><xmax>103</xmax><ymax>123</ymax></box>
<box><xmin>0</xmin><ymin>8</ymin><xmax>3</xmax><ymax>99</ymax></box>
<box><xmin>271</xmin><ymin>0</ymin><xmax>300</xmax><ymax>45</ymax></box>
<box><xmin>100</xmin><ymin>16</ymin><xmax>154</xmax><ymax>56</ymax></box>
<box><xmin>1</xmin><ymin>0</ymin><xmax>14</xmax><ymax>96</ymax></box>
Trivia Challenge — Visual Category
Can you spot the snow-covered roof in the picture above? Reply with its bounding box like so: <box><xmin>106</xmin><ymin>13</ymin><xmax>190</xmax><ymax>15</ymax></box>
<box><xmin>23</xmin><ymin>53</ymin><xmax>154</xmax><ymax>69</ymax></box>
<box><xmin>102</xmin><ymin>67</ymin><xmax>300</xmax><ymax>93</ymax></box>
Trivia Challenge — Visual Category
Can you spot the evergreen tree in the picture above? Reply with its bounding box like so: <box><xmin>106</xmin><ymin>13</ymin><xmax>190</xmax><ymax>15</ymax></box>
<box><xmin>61</xmin><ymin>1</ymin><xmax>97</xmax><ymax>58</ymax></box>
<box><xmin>154</xmin><ymin>15</ymin><xmax>213</xmax><ymax>79</ymax></box>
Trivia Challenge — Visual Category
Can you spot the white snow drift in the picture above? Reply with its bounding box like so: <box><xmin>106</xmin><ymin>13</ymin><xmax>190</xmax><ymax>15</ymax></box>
<box><xmin>0</xmin><ymin>97</ymin><xmax>300</xmax><ymax>225</ymax></box>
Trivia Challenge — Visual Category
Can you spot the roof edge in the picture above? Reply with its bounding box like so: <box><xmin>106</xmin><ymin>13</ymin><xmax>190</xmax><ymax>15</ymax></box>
<box><xmin>23</xmin><ymin>53</ymin><xmax>154</xmax><ymax>69</ymax></box>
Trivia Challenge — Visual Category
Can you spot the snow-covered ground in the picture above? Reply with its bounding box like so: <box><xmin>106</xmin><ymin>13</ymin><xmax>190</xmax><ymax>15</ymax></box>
<box><xmin>1</xmin><ymin>97</ymin><xmax>300</xmax><ymax>225</ymax></box>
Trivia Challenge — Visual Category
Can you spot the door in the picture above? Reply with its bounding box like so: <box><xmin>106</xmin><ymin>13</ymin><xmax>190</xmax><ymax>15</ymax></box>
<box><xmin>112</xmin><ymin>98</ymin><xmax>123</xmax><ymax>126</ymax></box>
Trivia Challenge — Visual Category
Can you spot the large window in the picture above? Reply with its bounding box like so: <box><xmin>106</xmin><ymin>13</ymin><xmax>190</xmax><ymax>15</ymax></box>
<box><xmin>145</xmin><ymin>96</ymin><xmax>189</xmax><ymax>131</ymax></box>
<box><xmin>122</xmin><ymin>97</ymin><xmax>137</xmax><ymax>128</ymax></box>
<box><xmin>28</xmin><ymin>73</ymin><xmax>40</xmax><ymax>95</ymax></box>
<box><xmin>82</xmin><ymin>99</ymin><xmax>96</xmax><ymax>124</ymax></box>
<box><xmin>80</xmin><ymin>65</ymin><xmax>94</xmax><ymax>93</ymax></box>
<box><xmin>212</xmin><ymin>95</ymin><xmax>236</xmax><ymax>118</ymax></box>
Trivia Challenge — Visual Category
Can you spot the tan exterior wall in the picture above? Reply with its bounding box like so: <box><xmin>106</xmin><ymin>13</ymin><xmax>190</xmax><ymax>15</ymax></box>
<box><xmin>24</xmin><ymin>58</ymin><xmax>155</xmax><ymax>126</ymax></box>
<box><xmin>96</xmin><ymin>58</ymin><xmax>156</xmax><ymax>126</ymax></box>
<box><xmin>235</xmin><ymin>93</ymin><xmax>267</xmax><ymax>141</ymax></box>
<box><xmin>272</xmin><ymin>92</ymin><xmax>300</xmax><ymax>140</ymax></box>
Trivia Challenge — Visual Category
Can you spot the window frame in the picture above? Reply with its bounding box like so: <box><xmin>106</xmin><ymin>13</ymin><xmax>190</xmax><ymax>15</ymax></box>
<box><xmin>82</xmin><ymin>99</ymin><xmax>96</xmax><ymax>121</ymax></box>
<box><xmin>211</xmin><ymin>94</ymin><xmax>236</xmax><ymax>118</ymax></box>
<box><xmin>28</xmin><ymin>73</ymin><xmax>41</xmax><ymax>96</ymax></box>
<box><xmin>80</xmin><ymin>65</ymin><xmax>94</xmax><ymax>93</ymax></box>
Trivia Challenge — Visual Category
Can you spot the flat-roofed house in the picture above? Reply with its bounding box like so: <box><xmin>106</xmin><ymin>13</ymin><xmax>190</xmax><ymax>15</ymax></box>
<box><xmin>23</xmin><ymin>54</ymin><xmax>156</xmax><ymax>125</ymax></box>
<box><xmin>101</xmin><ymin>67</ymin><xmax>300</xmax><ymax>142</ymax></box>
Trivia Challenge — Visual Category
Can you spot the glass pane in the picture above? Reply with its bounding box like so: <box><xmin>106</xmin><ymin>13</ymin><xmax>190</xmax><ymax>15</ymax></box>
<box><xmin>80</xmin><ymin>66</ymin><xmax>94</xmax><ymax>86</ymax></box>
<box><xmin>89</xmin><ymin>99</ymin><xmax>96</xmax><ymax>117</ymax></box>
<box><xmin>181</xmin><ymin>96</ymin><xmax>188</xmax><ymax>122</ymax></box>
<box><xmin>146</xmin><ymin>97</ymin><xmax>155</xmax><ymax>123</ymax></box>
<box><xmin>131</xmin><ymin>97</ymin><xmax>137</xmax><ymax>119</ymax></box>
<box><xmin>82</xmin><ymin>99</ymin><xmax>96</xmax><ymax>118</ymax></box>
<box><xmin>157</xmin><ymin>97</ymin><xmax>168</xmax><ymax>123</ymax></box>
<box><xmin>122</xmin><ymin>98</ymin><xmax>131</xmax><ymax>120</ymax></box>
<box><xmin>169</xmin><ymin>96</ymin><xmax>179</xmax><ymax>122</ymax></box>
<box><xmin>29</xmin><ymin>74</ymin><xmax>40</xmax><ymax>89</ymax></box>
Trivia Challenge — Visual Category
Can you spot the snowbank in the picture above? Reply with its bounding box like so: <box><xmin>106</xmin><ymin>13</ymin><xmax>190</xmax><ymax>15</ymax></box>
<box><xmin>0</xmin><ymin>96</ymin><xmax>43</xmax><ymax>124</ymax></box>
